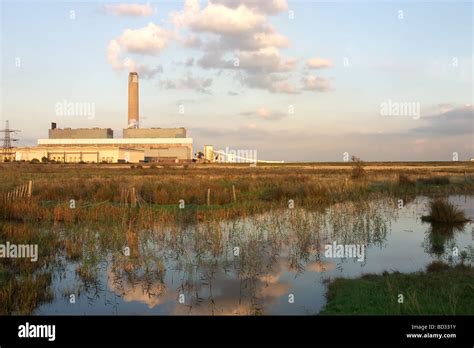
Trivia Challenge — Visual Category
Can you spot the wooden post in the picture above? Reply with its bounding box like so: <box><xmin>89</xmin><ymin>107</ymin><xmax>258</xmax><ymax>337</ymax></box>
<box><xmin>207</xmin><ymin>188</ymin><xmax>211</xmax><ymax>206</ymax></box>
<box><xmin>27</xmin><ymin>181</ymin><xmax>32</xmax><ymax>198</ymax></box>
<box><xmin>232</xmin><ymin>185</ymin><xmax>236</xmax><ymax>203</ymax></box>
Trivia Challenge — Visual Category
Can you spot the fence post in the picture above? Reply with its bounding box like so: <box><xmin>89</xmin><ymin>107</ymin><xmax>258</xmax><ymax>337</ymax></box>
<box><xmin>27</xmin><ymin>181</ymin><xmax>32</xmax><ymax>198</ymax></box>
<box><xmin>207</xmin><ymin>188</ymin><xmax>211</xmax><ymax>206</ymax></box>
<box><xmin>232</xmin><ymin>185</ymin><xmax>236</xmax><ymax>203</ymax></box>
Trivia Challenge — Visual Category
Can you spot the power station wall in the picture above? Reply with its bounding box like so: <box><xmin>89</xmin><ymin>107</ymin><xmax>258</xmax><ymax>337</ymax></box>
<box><xmin>142</xmin><ymin>146</ymin><xmax>192</xmax><ymax>160</ymax></box>
<box><xmin>49</xmin><ymin>128</ymin><xmax>113</xmax><ymax>139</ymax></box>
<box><xmin>123</xmin><ymin>128</ymin><xmax>186</xmax><ymax>138</ymax></box>
<box><xmin>37</xmin><ymin>139</ymin><xmax>193</xmax><ymax>160</ymax></box>
<box><xmin>15</xmin><ymin>146</ymin><xmax>144</xmax><ymax>163</ymax></box>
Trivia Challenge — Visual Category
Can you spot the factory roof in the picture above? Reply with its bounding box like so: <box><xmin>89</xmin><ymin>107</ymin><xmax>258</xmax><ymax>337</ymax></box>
<box><xmin>38</xmin><ymin>138</ymin><xmax>193</xmax><ymax>145</ymax></box>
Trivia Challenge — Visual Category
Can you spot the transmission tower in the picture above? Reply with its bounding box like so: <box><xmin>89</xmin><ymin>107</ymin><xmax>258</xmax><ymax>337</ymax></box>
<box><xmin>0</xmin><ymin>120</ymin><xmax>20</xmax><ymax>162</ymax></box>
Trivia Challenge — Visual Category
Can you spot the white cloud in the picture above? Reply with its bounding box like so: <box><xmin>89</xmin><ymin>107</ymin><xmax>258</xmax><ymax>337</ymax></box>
<box><xmin>169</xmin><ymin>0</ymin><xmax>297</xmax><ymax>94</ymax></box>
<box><xmin>161</xmin><ymin>73</ymin><xmax>213</xmax><ymax>93</ymax></box>
<box><xmin>181</xmin><ymin>34</ymin><xmax>202</xmax><ymax>48</ymax></box>
<box><xmin>242</xmin><ymin>73</ymin><xmax>298</xmax><ymax>94</ymax></box>
<box><xmin>306</xmin><ymin>57</ymin><xmax>333</xmax><ymax>69</ymax></box>
<box><xmin>237</xmin><ymin>47</ymin><xmax>296</xmax><ymax>73</ymax></box>
<box><xmin>107</xmin><ymin>39</ymin><xmax>123</xmax><ymax>70</ymax></box>
<box><xmin>107</xmin><ymin>23</ymin><xmax>172</xmax><ymax>78</ymax></box>
<box><xmin>117</xmin><ymin>23</ymin><xmax>172</xmax><ymax>55</ymax></box>
<box><xmin>302</xmin><ymin>76</ymin><xmax>332</xmax><ymax>92</ymax></box>
<box><xmin>105</xmin><ymin>0</ymin><xmax>304</xmax><ymax>93</ymax></box>
<box><xmin>252</xmin><ymin>27</ymin><xmax>289</xmax><ymax>48</ymax></box>
<box><xmin>240</xmin><ymin>107</ymin><xmax>287</xmax><ymax>120</ymax></box>
<box><xmin>211</xmin><ymin>0</ymin><xmax>288</xmax><ymax>15</ymax></box>
<box><xmin>104</xmin><ymin>3</ymin><xmax>154</xmax><ymax>17</ymax></box>
<box><xmin>172</xmin><ymin>1</ymin><xmax>265</xmax><ymax>34</ymax></box>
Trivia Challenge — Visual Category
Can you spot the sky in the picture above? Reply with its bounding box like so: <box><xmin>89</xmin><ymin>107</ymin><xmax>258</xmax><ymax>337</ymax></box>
<box><xmin>1</xmin><ymin>0</ymin><xmax>472</xmax><ymax>161</ymax></box>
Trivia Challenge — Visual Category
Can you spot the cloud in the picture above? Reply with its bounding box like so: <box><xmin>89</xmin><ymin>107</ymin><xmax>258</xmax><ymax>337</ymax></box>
<box><xmin>437</xmin><ymin>103</ymin><xmax>455</xmax><ymax>114</ymax></box>
<box><xmin>301</xmin><ymin>76</ymin><xmax>332</xmax><ymax>92</ymax></box>
<box><xmin>410</xmin><ymin>104</ymin><xmax>473</xmax><ymax>136</ymax></box>
<box><xmin>172</xmin><ymin>1</ymin><xmax>265</xmax><ymax>34</ymax></box>
<box><xmin>306</xmin><ymin>57</ymin><xmax>333</xmax><ymax>69</ymax></box>
<box><xmin>104</xmin><ymin>0</ymin><xmax>332</xmax><ymax>94</ymax></box>
<box><xmin>107</xmin><ymin>38</ymin><xmax>162</xmax><ymax>78</ymax></box>
<box><xmin>237</xmin><ymin>47</ymin><xmax>296</xmax><ymax>73</ymax></box>
<box><xmin>241</xmin><ymin>73</ymin><xmax>298</xmax><ymax>94</ymax></box>
<box><xmin>161</xmin><ymin>73</ymin><xmax>213</xmax><ymax>93</ymax></box>
<box><xmin>104</xmin><ymin>3</ymin><xmax>154</xmax><ymax>17</ymax></box>
<box><xmin>117</xmin><ymin>23</ymin><xmax>172</xmax><ymax>55</ymax></box>
<box><xmin>181</xmin><ymin>34</ymin><xmax>202</xmax><ymax>48</ymax></box>
<box><xmin>211</xmin><ymin>0</ymin><xmax>288</xmax><ymax>15</ymax></box>
<box><xmin>107</xmin><ymin>23</ymin><xmax>172</xmax><ymax>78</ymax></box>
<box><xmin>170</xmin><ymin>0</ymin><xmax>296</xmax><ymax>94</ymax></box>
<box><xmin>240</xmin><ymin>107</ymin><xmax>287</xmax><ymax>120</ymax></box>
<box><xmin>137</xmin><ymin>64</ymin><xmax>163</xmax><ymax>79</ymax></box>
<box><xmin>190</xmin><ymin>104</ymin><xmax>473</xmax><ymax>161</ymax></box>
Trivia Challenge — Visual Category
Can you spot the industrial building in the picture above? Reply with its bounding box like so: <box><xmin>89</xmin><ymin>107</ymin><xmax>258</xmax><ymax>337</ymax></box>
<box><xmin>16</xmin><ymin>146</ymin><xmax>144</xmax><ymax>163</ymax></box>
<box><xmin>49</xmin><ymin>125</ymin><xmax>113</xmax><ymax>139</ymax></box>
<box><xmin>15</xmin><ymin>72</ymin><xmax>193</xmax><ymax>163</ymax></box>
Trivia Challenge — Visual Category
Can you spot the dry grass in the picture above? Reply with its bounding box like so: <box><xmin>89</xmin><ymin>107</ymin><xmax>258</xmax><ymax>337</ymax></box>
<box><xmin>0</xmin><ymin>162</ymin><xmax>473</xmax><ymax>224</ymax></box>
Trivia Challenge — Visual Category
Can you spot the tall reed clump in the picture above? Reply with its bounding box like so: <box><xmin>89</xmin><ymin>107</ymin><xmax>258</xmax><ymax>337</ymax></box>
<box><xmin>351</xmin><ymin>156</ymin><xmax>365</xmax><ymax>179</ymax></box>
<box><xmin>421</xmin><ymin>199</ymin><xmax>469</xmax><ymax>223</ymax></box>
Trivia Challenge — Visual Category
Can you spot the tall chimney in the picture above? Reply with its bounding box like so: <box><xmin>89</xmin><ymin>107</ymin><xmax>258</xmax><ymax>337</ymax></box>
<box><xmin>128</xmin><ymin>72</ymin><xmax>139</xmax><ymax>128</ymax></box>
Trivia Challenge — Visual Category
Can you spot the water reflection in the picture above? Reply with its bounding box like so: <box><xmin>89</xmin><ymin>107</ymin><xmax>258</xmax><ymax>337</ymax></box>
<box><xmin>423</xmin><ymin>222</ymin><xmax>467</xmax><ymax>259</ymax></box>
<box><xmin>1</xmin><ymin>195</ymin><xmax>471</xmax><ymax>315</ymax></box>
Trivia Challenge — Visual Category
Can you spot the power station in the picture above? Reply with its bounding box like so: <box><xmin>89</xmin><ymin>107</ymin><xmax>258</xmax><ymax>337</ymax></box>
<box><xmin>15</xmin><ymin>72</ymin><xmax>193</xmax><ymax>163</ymax></box>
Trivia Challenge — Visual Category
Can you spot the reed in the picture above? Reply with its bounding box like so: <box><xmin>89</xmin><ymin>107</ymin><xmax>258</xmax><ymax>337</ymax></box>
<box><xmin>422</xmin><ymin>199</ymin><xmax>469</xmax><ymax>223</ymax></box>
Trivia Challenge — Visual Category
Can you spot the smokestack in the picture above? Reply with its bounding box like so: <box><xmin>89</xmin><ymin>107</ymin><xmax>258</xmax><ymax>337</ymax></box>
<box><xmin>51</xmin><ymin>122</ymin><xmax>57</xmax><ymax>130</ymax></box>
<box><xmin>128</xmin><ymin>72</ymin><xmax>139</xmax><ymax>128</ymax></box>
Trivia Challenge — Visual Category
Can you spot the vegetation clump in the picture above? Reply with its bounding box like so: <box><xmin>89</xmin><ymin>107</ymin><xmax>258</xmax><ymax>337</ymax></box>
<box><xmin>398</xmin><ymin>174</ymin><xmax>415</xmax><ymax>187</ymax></box>
<box><xmin>350</xmin><ymin>156</ymin><xmax>365</xmax><ymax>179</ymax></box>
<box><xmin>421</xmin><ymin>199</ymin><xmax>469</xmax><ymax>223</ymax></box>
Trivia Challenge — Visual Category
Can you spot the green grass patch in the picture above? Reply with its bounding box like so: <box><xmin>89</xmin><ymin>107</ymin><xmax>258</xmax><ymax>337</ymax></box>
<box><xmin>320</xmin><ymin>264</ymin><xmax>474</xmax><ymax>315</ymax></box>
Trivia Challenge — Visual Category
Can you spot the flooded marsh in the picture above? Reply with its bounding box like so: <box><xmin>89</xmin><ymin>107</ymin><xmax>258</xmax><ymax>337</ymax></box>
<box><xmin>1</xmin><ymin>195</ymin><xmax>472</xmax><ymax>315</ymax></box>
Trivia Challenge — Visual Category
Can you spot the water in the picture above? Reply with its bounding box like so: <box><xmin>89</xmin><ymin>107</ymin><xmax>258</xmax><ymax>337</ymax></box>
<box><xmin>11</xmin><ymin>196</ymin><xmax>474</xmax><ymax>315</ymax></box>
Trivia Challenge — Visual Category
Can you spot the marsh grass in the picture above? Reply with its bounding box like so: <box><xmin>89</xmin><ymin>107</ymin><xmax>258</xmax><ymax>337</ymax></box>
<box><xmin>320</xmin><ymin>263</ymin><xmax>474</xmax><ymax>315</ymax></box>
<box><xmin>398</xmin><ymin>174</ymin><xmax>415</xmax><ymax>187</ymax></box>
<box><xmin>0</xmin><ymin>164</ymin><xmax>473</xmax><ymax>314</ymax></box>
<box><xmin>418</xmin><ymin>176</ymin><xmax>450</xmax><ymax>186</ymax></box>
<box><xmin>0</xmin><ymin>223</ymin><xmax>60</xmax><ymax>314</ymax></box>
<box><xmin>422</xmin><ymin>199</ymin><xmax>469</xmax><ymax>223</ymax></box>
<box><xmin>0</xmin><ymin>164</ymin><xmax>472</xmax><ymax>223</ymax></box>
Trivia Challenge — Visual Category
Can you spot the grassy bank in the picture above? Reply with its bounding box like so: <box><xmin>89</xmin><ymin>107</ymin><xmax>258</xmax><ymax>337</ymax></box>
<box><xmin>1</xmin><ymin>162</ymin><xmax>473</xmax><ymax>223</ymax></box>
<box><xmin>320</xmin><ymin>263</ymin><xmax>474</xmax><ymax>315</ymax></box>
